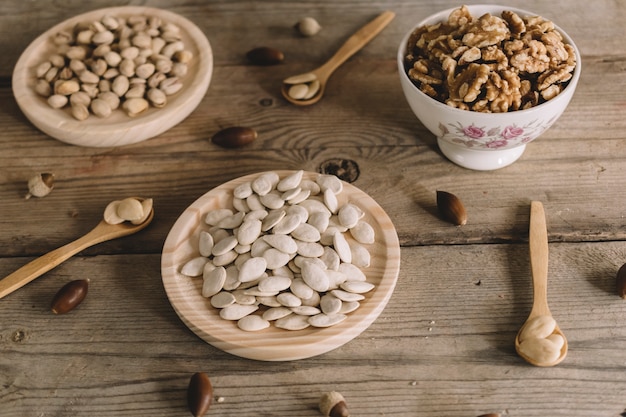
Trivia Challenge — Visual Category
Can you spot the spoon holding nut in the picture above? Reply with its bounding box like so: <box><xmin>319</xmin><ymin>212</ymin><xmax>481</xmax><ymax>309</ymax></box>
<box><xmin>515</xmin><ymin>201</ymin><xmax>568</xmax><ymax>367</ymax></box>
<box><xmin>0</xmin><ymin>199</ymin><xmax>153</xmax><ymax>300</ymax></box>
<box><xmin>281</xmin><ymin>10</ymin><xmax>395</xmax><ymax>106</ymax></box>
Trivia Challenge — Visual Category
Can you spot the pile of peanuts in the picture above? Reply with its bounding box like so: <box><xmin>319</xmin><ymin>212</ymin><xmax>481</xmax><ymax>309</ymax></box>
<box><xmin>33</xmin><ymin>14</ymin><xmax>193</xmax><ymax>120</ymax></box>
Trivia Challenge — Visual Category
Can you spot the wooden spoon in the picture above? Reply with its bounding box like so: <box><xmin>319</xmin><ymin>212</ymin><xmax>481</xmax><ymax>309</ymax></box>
<box><xmin>281</xmin><ymin>10</ymin><xmax>395</xmax><ymax>106</ymax></box>
<box><xmin>514</xmin><ymin>201</ymin><xmax>568</xmax><ymax>366</ymax></box>
<box><xmin>0</xmin><ymin>207</ymin><xmax>154</xmax><ymax>300</ymax></box>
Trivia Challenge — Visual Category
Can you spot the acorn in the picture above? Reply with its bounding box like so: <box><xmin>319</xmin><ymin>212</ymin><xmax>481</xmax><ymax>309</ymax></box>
<box><xmin>319</xmin><ymin>391</ymin><xmax>350</xmax><ymax>417</ymax></box>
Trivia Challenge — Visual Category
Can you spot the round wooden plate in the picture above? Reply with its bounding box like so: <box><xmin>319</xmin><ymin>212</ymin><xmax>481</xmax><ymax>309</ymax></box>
<box><xmin>161</xmin><ymin>171</ymin><xmax>401</xmax><ymax>361</ymax></box>
<box><xmin>12</xmin><ymin>6</ymin><xmax>213</xmax><ymax>147</ymax></box>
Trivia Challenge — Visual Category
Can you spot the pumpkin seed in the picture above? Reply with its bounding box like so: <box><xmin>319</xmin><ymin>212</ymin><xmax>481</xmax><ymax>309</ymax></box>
<box><xmin>320</xmin><ymin>294</ymin><xmax>342</xmax><ymax>315</ymax></box>
<box><xmin>263</xmin><ymin>234</ymin><xmax>298</xmax><ymax>254</ymax></box>
<box><xmin>220</xmin><ymin>304</ymin><xmax>258</xmax><ymax>321</ymax></box>
<box><xmin>262</xmin><ymin>307</ymin><xmax>293</xmax><ymax>321</ymax></box>
<box><xmin>237</xmin><ymin>219</ymin><xmax>262</xmax><ymax>246</ymax></box>
<box><xmin>340</xmin><ymin>281</ymin><xmax>375</xmax><ymax>294</ymax></box>
<box><xmin>258</xmin><ymin>275</ymin><xmax>292</xmax><ymax>293</ymax></box>
<box><xmin>277</xmin><ymin>170</ymin><xmax>304</xmax><ymax>191</ymax></box>
<box><xmin>275</xmin><ymin>314</ymin><xmax>310</xmax><ymax>330</ymax></box>
<box><xmin>308</xmin><ymin>313</ymin><xmax>347</xmax><ymax>328</ymax></box>
<box><xmin>181</xmin><ymin>256</ymin><xmax>208</xmax><ymax>277</ymax></box>
<box><xmin>277</xmin><ymin>292</ymin><xmax>302</xmax><ymax>308</ymax></box>
<box><xmin>210</xmin><ymin>291</ymin><xmax>236</xmax><ymax>308</ymax></box>
<box><xmin>350</xmin><ymin>221</ymin><xmax>376</xmax><ymax>244</ymax></box>
<box><xmin>301</xmin><ymin>262</ymin><xmax>329</xmax><ymax>292</ymax></box>
<box><xmin>202</xmin><ymin>266</ymin><xmax>227</xmax><ymax>298</ymax></box>
<box><xmin>238</xmin><ymin>257</ymin><xmax>267</xmax><ymax>283</ymax></box>
<box><xmin>330</xmin><ymin>289</ymin><xmax>365</xmax><ymax>302</ymax></box>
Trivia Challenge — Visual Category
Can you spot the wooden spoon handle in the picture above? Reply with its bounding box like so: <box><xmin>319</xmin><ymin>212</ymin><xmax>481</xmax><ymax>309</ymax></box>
<box><xmin>529</xmin><ymin>201</ymin><xmax>550</xmax><ymax>316</ymax></box>
<box><xmin>317</xmin><ymin>11</ymin><xmax>395</xmax><ymax>78</ymax></box>
<box><xmin>0</xmin><ymin>229</ymin><xmax>99</xmax><ymax>300</ymax></box>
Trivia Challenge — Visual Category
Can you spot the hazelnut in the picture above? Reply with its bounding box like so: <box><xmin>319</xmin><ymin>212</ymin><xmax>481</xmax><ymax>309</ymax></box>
<box><xmin>436</xmin><ymin>190</ymin><xmax>467</xmax><ymax>226</ymax></box>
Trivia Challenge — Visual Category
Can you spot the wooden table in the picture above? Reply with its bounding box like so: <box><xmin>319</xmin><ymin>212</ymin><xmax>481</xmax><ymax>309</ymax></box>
<box><xmin>1</xmin><ymin>1</ymin><xmax>625</xmax><ymax>416</ymax></box>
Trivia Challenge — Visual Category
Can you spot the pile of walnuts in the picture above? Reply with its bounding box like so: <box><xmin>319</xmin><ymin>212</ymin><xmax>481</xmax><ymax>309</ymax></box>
<box><xmin>404</xmin><ymin>6</ymin><xmax>577</xmax><ymax>113</ymax></box>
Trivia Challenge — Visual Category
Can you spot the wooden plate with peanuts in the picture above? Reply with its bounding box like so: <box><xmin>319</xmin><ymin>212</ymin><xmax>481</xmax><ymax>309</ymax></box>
<box><xmin>161</xmin><ymin>171</ymin><xmax>401</xmax><ymax>361</ymax></box>
<box><xmin>12</xmin><ymin>6</ymin><xmax>212</xmax><ymax>147</ymax></box>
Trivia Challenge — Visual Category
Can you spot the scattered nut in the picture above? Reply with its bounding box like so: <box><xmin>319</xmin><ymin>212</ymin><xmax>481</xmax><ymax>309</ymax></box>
<box><xmin>211</xmin><ymin>126</ymin><xmax>258</xmax><ymax>148</ymax></box>
<box><xmin>517</xmin><ymin>315</ymin><xmax>563</xmax><ymax>364</ymax></box>
<box><xmin>319</xmin><ymin>391</ymin><xmax>350</xmax><ymax>417</ymax></box>
<box><xmin>103</xmin><ymin>197</ymin><xmax>153</xmax><ymax>225</ymax></box>
<box><xmin>283</xmin><ymin>72</ymin><xmax>321</xmax><ymax>101</ymax></box>
<box><xmin>245</xmin><ymin>46</ymin><xmax>285</xmax><ymax>65</ymax></box>
<box><xmin>51</xmin><ymin>279</ymin><xmax>89</xmax><ymax>314</ymax></box>
<box><xmin>616</xmin><ymin>263</ymin><xmax>626</xmax><ymax>298</ymax></box>
<box><xmin>25</xmin><ymin>173</ymin><xmax>55</xmax><ymax>199</ymax></box>
<box><xmin>187</xmin><ymin>372</ymin><xmax>213</xmax><ymax>417</ymax></box>
<box><xmin>436</xmin><ymin>190</ymin><xmax>467</xmax><ymax>225</ymax></box>
<box><xmin>122</xmin><ymin>97</ymin><xmax>149</xmax><ymax>117</ymax></box>
<box><xmin>295</xmin><ymin>17</ymin><xmax>322</xmax><ymax>37</ymax></box>
<box><xmin>116</xmin><ymin>197</ymin><xmax>145</xmax><ymax>221</ymax></box>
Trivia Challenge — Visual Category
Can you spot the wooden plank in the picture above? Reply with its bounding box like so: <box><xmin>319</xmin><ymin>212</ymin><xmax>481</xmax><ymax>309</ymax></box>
<box><xmin>2</xmin><ymin>240</ymin><xmax>626</xmax><ymax>416</ymax></box>
<box><xmin>2</xmin><ymin>48</ymin><xmax>626</xmax><ymax>255</ymax></box>
<box><xmin>2</xmin><ymin>0</ymin><xmax>625</xmax><ymax>78</ymax></box>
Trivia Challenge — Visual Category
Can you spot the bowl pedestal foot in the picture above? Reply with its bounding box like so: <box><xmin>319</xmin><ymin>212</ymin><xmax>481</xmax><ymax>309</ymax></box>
<box><xmin>437</xmin><ymin>139</ymin><xmax>527</xmax><ymax>171</ymax></box>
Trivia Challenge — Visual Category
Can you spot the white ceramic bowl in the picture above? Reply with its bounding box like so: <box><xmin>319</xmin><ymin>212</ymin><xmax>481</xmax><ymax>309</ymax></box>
<box><xmin>12</xmin><ymin>6</ymin><xmax>213</xmax><ymax>147</ymax></box>
<box><xmin>397</xmin><ymin>5</ymin><xmax>581</xmax><ymax>170</ymax></box>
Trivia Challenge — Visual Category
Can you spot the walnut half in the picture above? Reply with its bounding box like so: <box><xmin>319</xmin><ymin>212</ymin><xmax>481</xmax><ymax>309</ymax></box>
<box><xmin>404</xmin><ymin>5</ymin><xmax>577</xmax><ymax>113</ymax></box>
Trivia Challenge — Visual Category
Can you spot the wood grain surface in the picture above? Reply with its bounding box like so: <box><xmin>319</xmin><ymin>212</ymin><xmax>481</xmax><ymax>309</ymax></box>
<box><xmin>1</xmin><ymin>0</ymin><xmax>626</xmax><ymax>416</ymax></box>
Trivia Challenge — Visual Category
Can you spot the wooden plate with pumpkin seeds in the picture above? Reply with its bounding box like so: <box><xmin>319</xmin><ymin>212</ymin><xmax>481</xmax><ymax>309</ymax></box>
<box><xmin>12</xmin><ymin>6</ymin><xmax>212</xmax><ymax>147</ymax></box>
<box><xmin>161</xmin><ymin>170</ymin><xmax>401</xmax><ymax>361</ymax></box>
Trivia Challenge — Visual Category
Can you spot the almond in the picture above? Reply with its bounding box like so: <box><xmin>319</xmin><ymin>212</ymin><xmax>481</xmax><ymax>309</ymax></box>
<box><xmin>245</xmin><ymin>46</ymin><xmax>284</xmax><ymax>65</ymax></box>
<box><xmin>187</xmin><ymin>372</ymin><xmax>213</xmax><ymax>417</ymax></box>
<box><xmin>436</xmin><ymin>190</ymin><xmax>467</xmax><ymax>226</ymax></box>
<box><xmin>50</xmin><ymin>279</ymin><xmax>89</xmax><ymax>314</ymax></box>
<box><xmin>211</xmin><ymin>126</ymin><xmax>257</xmax><ymax>148</ymax></box>
<box><xmin>616</xmin><ymin>263</ymin><xmax>626</xmax><ymax>298</ymax></box>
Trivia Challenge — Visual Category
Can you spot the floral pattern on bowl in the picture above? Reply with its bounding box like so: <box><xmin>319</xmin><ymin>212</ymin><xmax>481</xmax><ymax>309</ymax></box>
<box><xmin>438</xmin><ymin>115</ymin><xmax>558</xmax><ymax>150</ymax></box>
